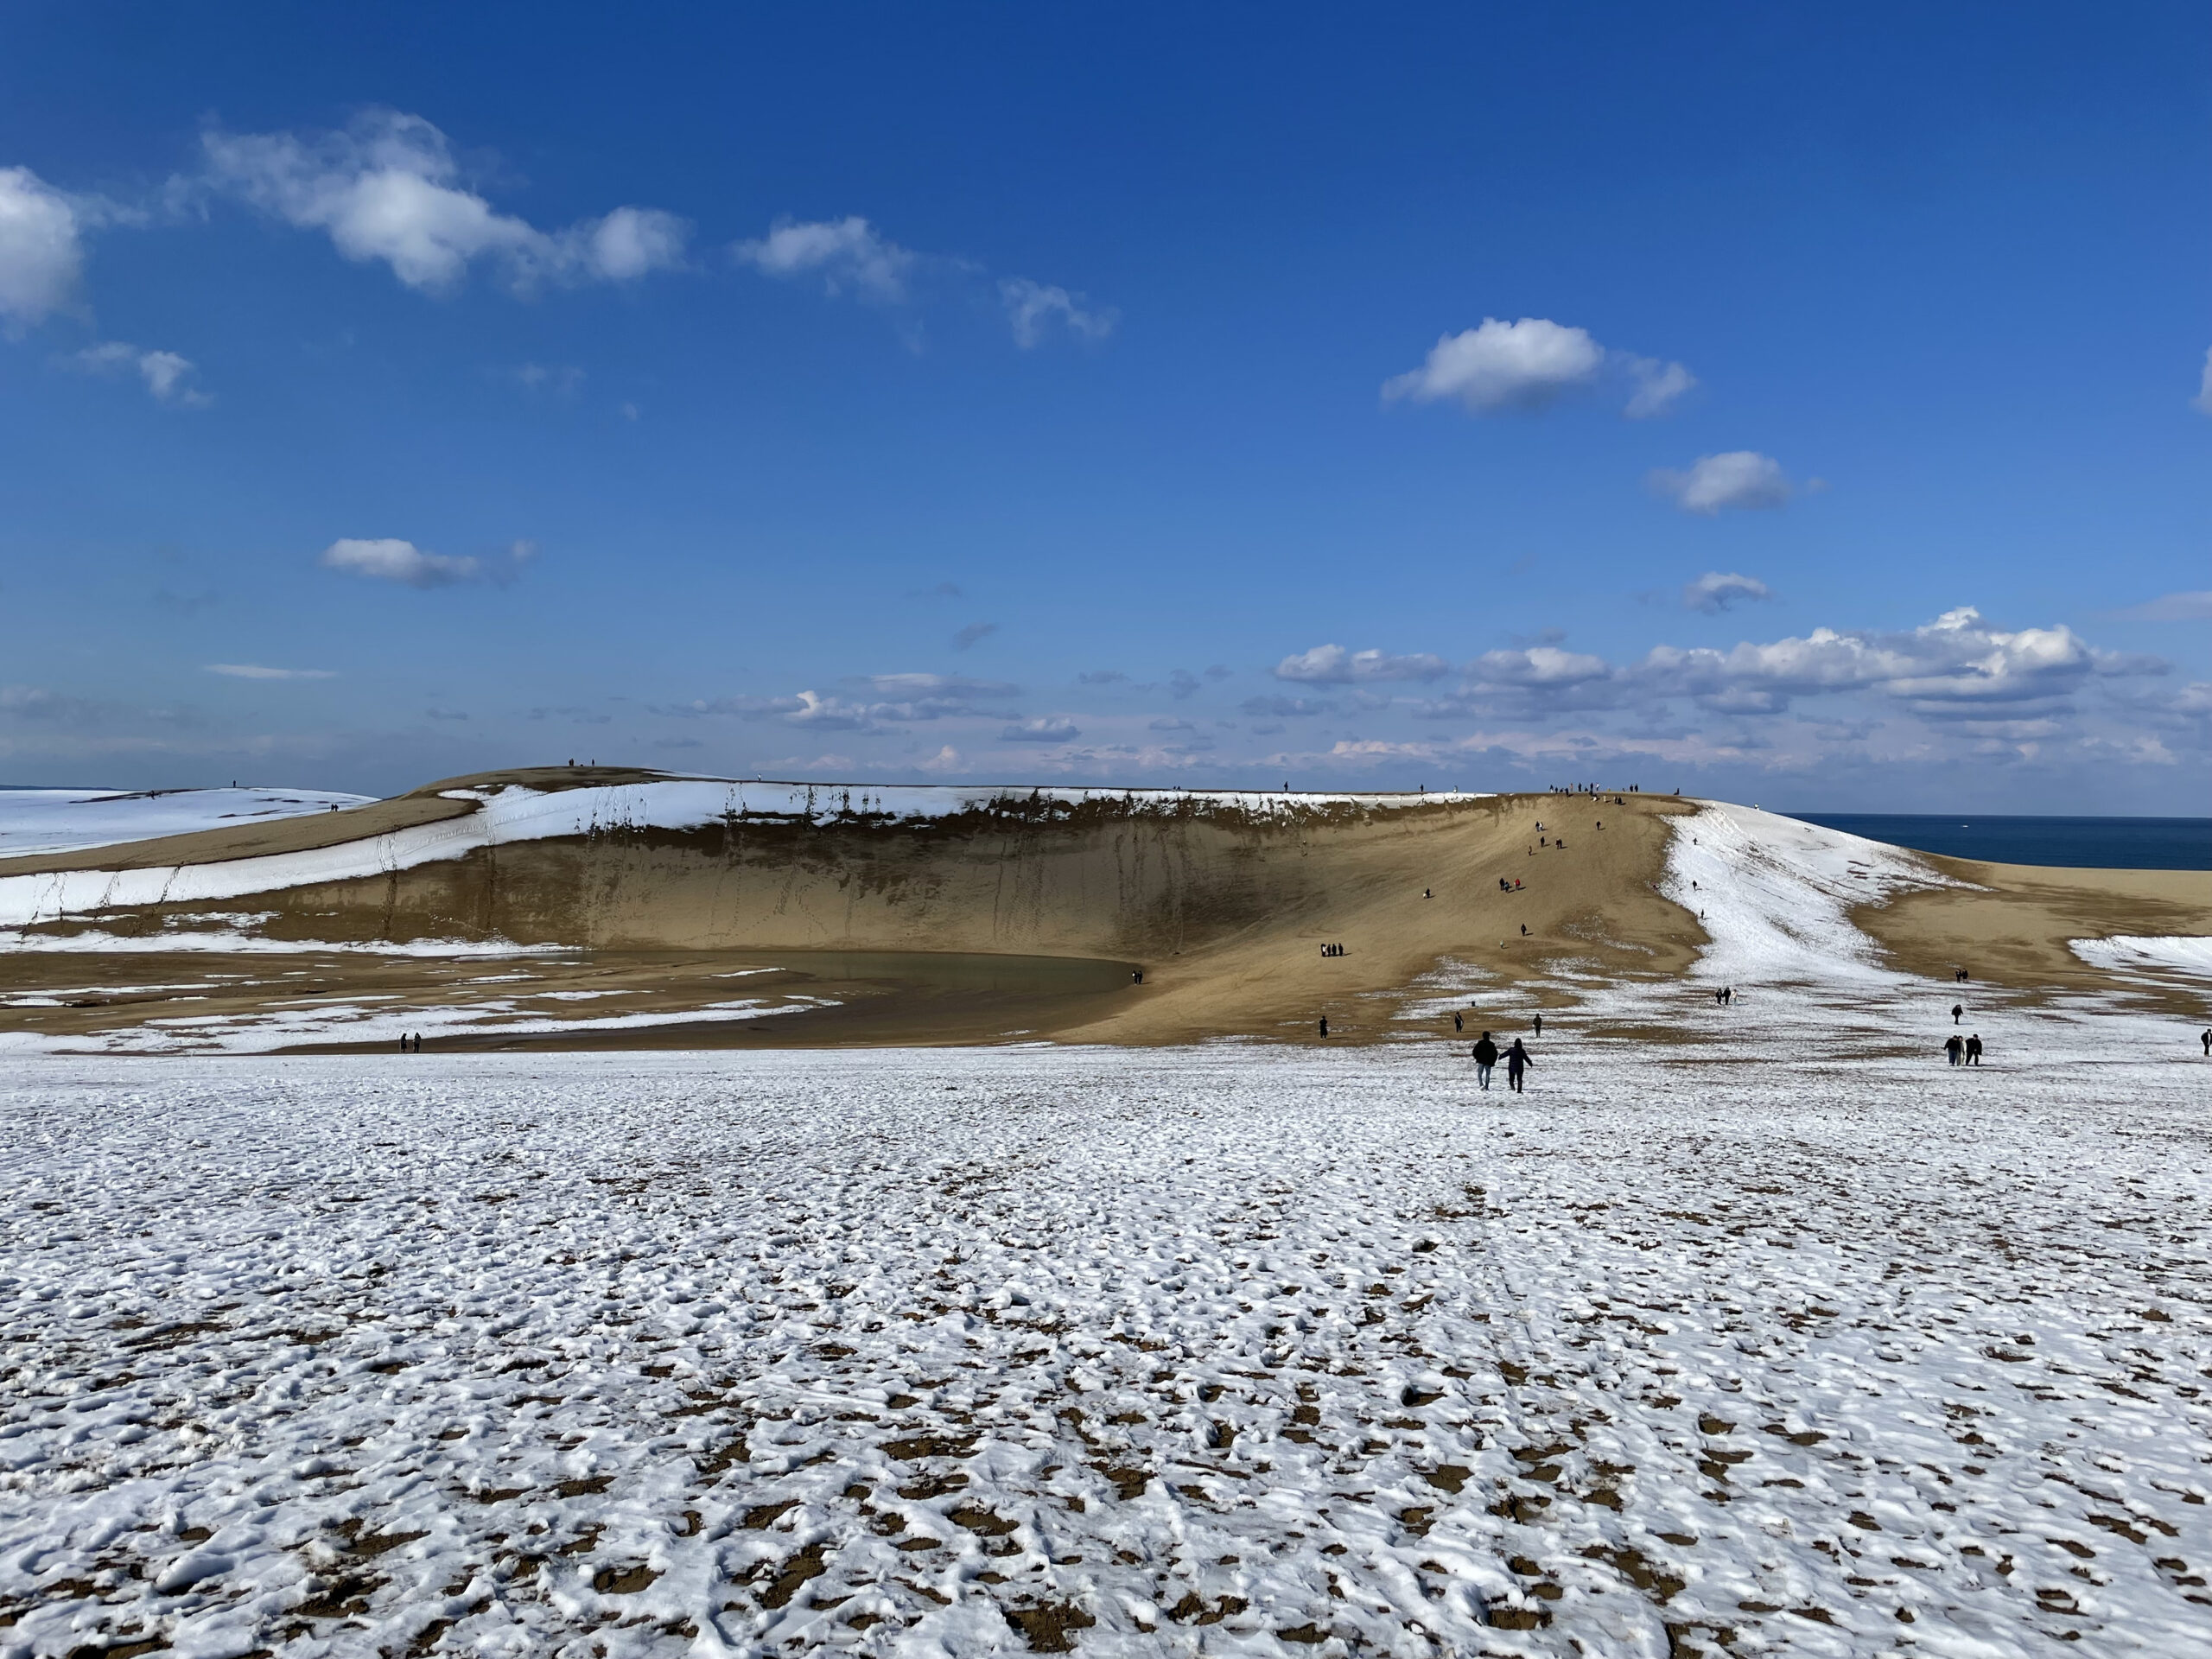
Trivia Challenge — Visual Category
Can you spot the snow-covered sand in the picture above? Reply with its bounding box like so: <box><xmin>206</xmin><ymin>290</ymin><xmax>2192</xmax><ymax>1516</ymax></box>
<box><xmin>2071</xmin><ymin>936</ymin><xmax>2212</xmax><ymax>982</ymax></box>
<box><xmin>0</xmin><ymin>788</ymin><xmax>372</xmax><ymax>859</ymax></box>
<box><xmin>4</xmin><ymin>1041</ymin><xmax>2209</xmax><ymax>1658</ymax></box>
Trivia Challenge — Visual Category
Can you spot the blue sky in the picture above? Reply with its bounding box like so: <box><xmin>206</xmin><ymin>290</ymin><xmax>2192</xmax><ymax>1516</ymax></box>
<box><xmin>2</xmin><ymin>1</ymin><xmax>2207</xmax><ymax>810</ymax></box>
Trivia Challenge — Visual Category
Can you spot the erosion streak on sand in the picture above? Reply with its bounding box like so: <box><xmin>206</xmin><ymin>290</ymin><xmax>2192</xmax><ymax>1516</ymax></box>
<box><xmin>3</xmin><ymin>1047</ymin><xmax>2209</xmax><ymax>1656</ymax></box>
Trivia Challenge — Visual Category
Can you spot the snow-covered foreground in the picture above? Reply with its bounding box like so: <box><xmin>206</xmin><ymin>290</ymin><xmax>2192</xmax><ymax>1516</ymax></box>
<box><xmin>5</xmin><ymin>1046</ymin><xmax>2209</xmax><ymax>1658</ymax></box>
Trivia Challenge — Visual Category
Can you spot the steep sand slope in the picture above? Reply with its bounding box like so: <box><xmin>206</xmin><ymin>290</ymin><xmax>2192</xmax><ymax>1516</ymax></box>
<box><xmin>2</xmin><ymin>770</ymin><xmax>2202</xmax><ymax>1047</ymax></box>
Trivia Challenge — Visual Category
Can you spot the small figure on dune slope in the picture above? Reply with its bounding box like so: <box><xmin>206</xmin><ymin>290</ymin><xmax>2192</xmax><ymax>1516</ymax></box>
<box><xmin>1505</xmin><ymin>1039</ymin><xmax>1533</xmax><ymax>1093</ymax></box>
<box><xmin>1471</xmin><ymin>1032</ymin><xmax>1498</xmax><ymax>1090</ymax></box>
<box><xmin>1319</xmin><ymin>1016</ymin><xmax>1329</xmax><ymax>1038</ymax></box>
<box><xmin>1952</xmin><ymin>1002</ymin><xmax>1964</xmax><ymax>1025</ymax></box>
<box><xmin>1453</xmin><ymin>1012</ymin><xmax>1463</xmax><ymax>1033</ymax></box>
<box><xmin>1945</xmin><ymin>1033</ymin><xmax>1965</xmax><ymax>1066</ymax></box>
<box><xmin>2202</xmin><ymin>1028</ymin><xmax>2211</xmax><ymax>1057</ymax></box>
<box><xmin>1533</xmin><ymin>1013</ymin><xmax>1543</xmax><ymax>1037</ymax></box>
<box><xmin>1966</xmin><ymin>1033</ymin><xmax>1983</xmax><ymax>1065</ymax></box>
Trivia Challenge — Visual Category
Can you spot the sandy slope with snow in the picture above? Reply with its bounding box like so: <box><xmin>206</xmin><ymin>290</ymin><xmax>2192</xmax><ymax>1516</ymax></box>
<box><xmin>4</xmin><ymin>1044</ymin><xmax>2210</xmax><ymax>1658</ymax></box>
<box><xmin>0</xmin><ymin>788</ymin><xmax>372</xmax><ymax>860</ymax></box>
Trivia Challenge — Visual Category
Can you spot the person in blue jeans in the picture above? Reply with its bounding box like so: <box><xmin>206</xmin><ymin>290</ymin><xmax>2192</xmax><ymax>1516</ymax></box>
<box><xmin>1471</xmin><ymin>1033</ymin><xmax>1498</xmax><ymax>1090</ymax></box>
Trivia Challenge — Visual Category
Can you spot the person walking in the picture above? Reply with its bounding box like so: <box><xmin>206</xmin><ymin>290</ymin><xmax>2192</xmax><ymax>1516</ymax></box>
<box><xmin>1944</xmin><ymin>1033</ymin><xmax>1964</xmax><ymax>1066</ymax></box>
<box><xmin>1532</xmin><ymin>1013</ymin><xmax>1543</xmax><ymax>1037</ymax></box>
<box><xmin>1951</xmin><ymin>1002</ymin><xmax>1963</xmax><ymax>1025</ymax></box>
<box><xmin>1504</xmin><ymin>1038</ymin><xmax>1532</xmax><ymax>1093</ymax></box>
<box><xmin>1472</xmin><ymin>1032</ymin><xmax>1498</xmax><ymax>1090</ymax></box>
<box><xmin>1965</xmin><ymin>1033</ymin><xmax>1983</xmax><ymax>1065</ymax></box>
<box><xmin>1453</xmin><ymin>1011</ymin><xmax>1464</xmax><ymax>1033</ymax></box>
<box><xmin>2202</xmin><ymin>1028</ymin><xmax>2211</xmax><ymax>1057</ymax></box>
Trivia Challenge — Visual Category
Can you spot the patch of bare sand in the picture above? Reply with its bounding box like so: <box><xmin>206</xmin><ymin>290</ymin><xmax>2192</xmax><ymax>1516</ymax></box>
<box><xmin>3</xmin><ymin>791</ymin><xmax>1703</xmax><ymax>1048</ymax></box>
<box><xmin>1855</xmin><ymin>855</ymin><xmax>2212</xmax><ymax>1016</ymax></box>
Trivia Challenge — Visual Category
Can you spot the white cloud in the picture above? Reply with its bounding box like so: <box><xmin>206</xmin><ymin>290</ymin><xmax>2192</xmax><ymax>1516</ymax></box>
<box><xmin>916</xmin><ymin>745</ymin><xmax>963</xmax><ymax>773</ymax></box>
<box><xmin>73</xmin><ymin>341</ymin><xmax>212</xmax><ymax>406</ymax></box>
<box><xmin>205</xmin><ymin>664</ymin><xmax>335</xmax><ymax>680</ymax></box>
<box><xmin>203</xmin><ymin>111</ymin><xmax>689</xmax><ymax>294</ymax></box>
<box><xmin>734</xmin><ymin>215</ymin><xmax>914</xmax><ymax>302</ymax></box>
<box><xmin>1468</xmin><ymin>645</ymin><xmax>1614</xmax><ymax>688</ymax></box>
<box><xmin>2194</xmin><ymin>346</ymin><xmax>2212</xmax><ymax>416</ymax></box>
<box><xmin>1649</xmin><ymin>451</ymin><xmax>1794</xmax><ymax>514</ymax></box>
<box><xmin>1002</xmin><ymin>716</ymin><xmax>1080</xmax><ymax>742</ymax></box>
<box><xmin>1624</xmin><ymin>357</ymin><xmax>1696</xmax><ymax>418</ymax></box>
<box><xmin>1242</xmin><ymin>695</ymin><xmax>1333</xmax><ymax>717</ymax></box>
<box><xmin>320</xmin><ymin>537</ymin><xmax>481</xmax><ymax>587</ymax></box>
<box><xmin>0</xmin><ymin>166</ymin><xmax>82</xmax><ymax>327</ymax></box>
<box><xmin>1274</xmin><ymin>645</ymin><xmax>1450</xmax><ymax>683</ymax></box>
<box><xmin>1683</xmin><ymin>571</ymin><xmax>1774</xmax><ymax>613</ymax></box>
<box><xmin>1640</xmin><ymin>607</ymin><xmax>2130</xmax><ymax>718</ymax></box>
<box><xmin>1383</xmin><ymin>317</ymin><xmax>1604</xmax><ymax>412</ymax></box>
<box><xmin>1000</xmin><ymin>278</ymin><xmax>1117</xmax><ymax>347</ymax></box>
<box><xmin>1382</xmin><ymin>317</ymin><xmax>1696</xmax><ymax>417</ymax></box>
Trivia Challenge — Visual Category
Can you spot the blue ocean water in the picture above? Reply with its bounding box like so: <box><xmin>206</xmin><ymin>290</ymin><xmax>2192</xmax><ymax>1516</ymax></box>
<box><xmin>1790</xmin><ymin>814</ymin><xmax>2212</xmax><ymax>872</ymax></box>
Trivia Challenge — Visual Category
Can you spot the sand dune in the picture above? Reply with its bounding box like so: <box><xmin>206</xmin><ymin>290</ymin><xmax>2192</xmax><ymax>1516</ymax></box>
<box><xmin>0</xmin><ymin>768</ymin><xmax>2203</xmax><ymax>1050</ymax></box>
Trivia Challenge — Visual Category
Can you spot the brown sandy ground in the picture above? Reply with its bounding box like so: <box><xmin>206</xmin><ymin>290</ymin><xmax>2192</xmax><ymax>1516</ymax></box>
<box><xmin>1858</xmin><ymin>856</ymin><xmax>2212</xmax><ymax>1018</ymax></box>
<box><xmin>3</xmin><ymin>771</ymin><xmax>2207</xmax><ymax>1049</ymax></box>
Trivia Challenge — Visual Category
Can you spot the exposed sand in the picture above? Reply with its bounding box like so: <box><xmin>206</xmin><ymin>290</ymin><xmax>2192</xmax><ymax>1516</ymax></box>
<box><xmin>1</xmin><ymin>770</ymin><xmax>2204</xmax><ymax>1051</ymax></box>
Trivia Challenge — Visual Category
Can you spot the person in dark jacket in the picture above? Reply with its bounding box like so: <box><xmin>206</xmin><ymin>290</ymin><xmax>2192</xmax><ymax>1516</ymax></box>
<box><xmin>1965</xmin><ymin>1033</ymin><xmax>1983</xmax><ymax>1065</ymax></box>
<box><xmin>1471</xmin><ymin>1033</ymin><xmax>1498</xmax><ymax>1090</ymax></box>
<box><xmin>1951</xmin><ymin>1002</ymin><xmax>1964</xmax><ymax>1025</ymax></box>
<box><xmin>1319</xmin><ymin>1016</ymin><xmax>1329</xmax><ymax>1038</ymax></box>
<box><xmin>1452</xmin><ymin>1011</ymin><xmax>1463</xmax><ymax>1033</ymax></box>
<box><xmin>1944</xmin><ymin>1034</ymin><xmax>1964</xmax><ymax>1065</ymax></box>
<box><xmin>1504</xmin><ymin>1038</ymin><xmax>1531</xmax><ymax>1092</ymax></box>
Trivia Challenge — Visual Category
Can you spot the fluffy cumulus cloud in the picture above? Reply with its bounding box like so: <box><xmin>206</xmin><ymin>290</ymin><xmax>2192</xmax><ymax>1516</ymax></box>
<box><xmin>73</xmin><ymin>341</ymin><xmax>211</xmax><ymax>406</ymax></box>
<box><xmin>320</xmin><ymin>537</ymin><xmax>481</xmax><ymax>588</ymax></box>
<box><xmin>733</xmin><ymin>216</ymin><xmax>914</xmax><ymax>302</ymax></box>
<box><xmin>203</xmin><ymin>111</ymin><xmax>689</xmax><ymax>294</ymax></box>
<box><xmin>1274</xmin><ymin>645</ymin><xmax>1450</xmax><ymax>684</ymax></box>
<box><xmin>1649</xmin><ymin>451</ymin><xmax>1795</xmax><ymax>514</ymax></box>
<box><xmin>0</xmin><ymin>166</ymin><xmax>84</xmax><ymax>327</ymax></box>
<box><xmin>1383</xmin><ymin>317</ymin><xmax>1694</xmax><ymax>416</ymax></box>
<box><xmin>1640</xmin><ymin>607</ymin><xmax>2131</xmax><ymax>720</ymax></box>
<box><xmin>1000</xmin><ymin>278</ymin><xmax>1116</xmax><ymax>348</ymax></box>
<box><xmin>1682</xmin><ymin>571</ymin><xmax>1773</xmax><ymax>613</ymax></box>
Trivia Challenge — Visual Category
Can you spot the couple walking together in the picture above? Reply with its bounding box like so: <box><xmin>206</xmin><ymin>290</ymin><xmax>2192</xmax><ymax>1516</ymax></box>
<box><xmin>1471</xmin><ymin>1032</ymin><xmax>1532</xmax><ymax>1092</ymax></box>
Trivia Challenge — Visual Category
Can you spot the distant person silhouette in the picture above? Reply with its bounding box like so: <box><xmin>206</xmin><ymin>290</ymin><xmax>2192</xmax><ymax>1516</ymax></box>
<box><xmin>1471</xmin><ymin>1033</ymin><xmax>1497</xmax><ymax>1090</ymax></box>
<box><xmin>1944</xmin><ymin>1034</ymin><xmax>1964</xmax><ymax>1066</ymax></box>
<box><xmin>1504</xmin><ymin>1039</ymin><xmax>1532</xmax><ymax>1093</ymax></box>
<box><xmin>2202</xmin><ymin>1028</ymin><xmax>2209</xmax><ymax>1057</ymax></box>
<box><xmin>1532</xmin><ymin>1013</ymin><xmax>1543</xmax><ymax>1037</ymax></box>
<box><xmin>1319</xmin><ymin>1016</ymin><xmax>1329</xmax><ymax>1038</ymax></box>
<box><xmin>1519</xmin><ymin>924</ymin><xmax>1528</xmax><ymax>937</ymax></box>
<box><xmin>1966</xmin><ymin>1033</ymin><xmax>1983</xmax><ymax>1065</ymax></box>
<box><xmin>1453</xmin><ymin>1012</ymin><xmax>1464</xmax><ymax>1033</ymax></box>
<box><xmin>1952</xmin><ymin>1003</ymin><xmax>1964</xmax><ymax>1025</ymax></box>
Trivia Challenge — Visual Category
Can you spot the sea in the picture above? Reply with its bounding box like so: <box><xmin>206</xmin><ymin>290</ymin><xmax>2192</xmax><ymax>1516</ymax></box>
<box><xmin>1789</xmin><ymin>814</ymin><xmax>2212</xmax><ymax>872</ymax></box>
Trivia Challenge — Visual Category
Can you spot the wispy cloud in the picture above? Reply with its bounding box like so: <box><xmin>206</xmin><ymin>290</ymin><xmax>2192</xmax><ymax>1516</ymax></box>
<box><xmin>733</xmin><ymin>215</ymin><xmax>915</xmax><ymax>302</ymax></box>
<box><xmin>71</xmin><ymin>341</ymin><xmax>212</xmax><ymax>406</ymax></box>
<box><xmin>2194</xmin><ymin>346</ymin><xmax>2212</xmax><ymax>416</ymax></box>
<box><xmin>1001</xmin><ymin>278</ymin><xmax>1117</xmax><ymax>348</ymax></box>
<box><xmin>953</xmin><ymin>621</ymin><xmax>997</xmax><ymax>651</ymax></box>
<box><xmin>2116</xmin><ymin>590</ymin><xmax>2212</xmax><ymax>621</ymax></box>
<box><xmin>205</xmin><ymin>664</ymin><xmax>336</xmax><ymax>680</ymax></box>
<box><xmin>1682</xmin><ymin>571</ymin><xmax>1774</xmax><ymax>613</ymax></box>
<box><xmin>1649</xmin><ymin>451</ymin><xmax>1795</xmax><ymax>514</ymax></box>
